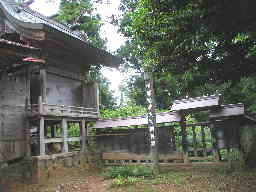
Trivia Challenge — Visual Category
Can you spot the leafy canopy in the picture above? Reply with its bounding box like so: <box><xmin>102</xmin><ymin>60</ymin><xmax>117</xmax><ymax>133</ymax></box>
<box><xmin>117</xmin><ymin>0</ymin><xmax>256</xmax><ymax>113</ymax></box>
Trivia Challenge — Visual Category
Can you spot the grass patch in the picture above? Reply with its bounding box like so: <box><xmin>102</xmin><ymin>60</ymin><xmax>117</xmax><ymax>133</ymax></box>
<box><xmin>103</xmin><ymin>165</ymin><xmax>153</xmax><ymax>179</ymax></box>
<box><xmin>108</xmin><ymin>164</ymin><xmax>256</xmax><ymax>192</ymax></box>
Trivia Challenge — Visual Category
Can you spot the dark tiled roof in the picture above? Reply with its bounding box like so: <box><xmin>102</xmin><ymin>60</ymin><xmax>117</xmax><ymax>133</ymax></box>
<box><xmin>0</xmin><ymin>0</ymin><xmax>121</xmax><ymax>67</ymax></box>
<box><xmin>0</xmin><ymin>0</ymin><xmax>88</xmax><ymax>42</ymax></box>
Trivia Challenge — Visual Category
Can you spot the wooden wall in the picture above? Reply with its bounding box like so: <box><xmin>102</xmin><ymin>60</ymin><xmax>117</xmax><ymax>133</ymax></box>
<box><xmin>215</xmin><ymin>119</ymin><xmax>241</xmax><ymax>149</ymax></box>
<box><xmin>96</xmin><ymin>127</ymin><xmax>174</xmax><ymax>155</ymax></box>
<box><xmin>0</xmin><ymin>72</ymin><xmax>27</xmax><ymax>162</ymax></box>
<box><xmin>46</xmin><ymin>73</ymin><xmax>82</xmax><ymax>106</ymax></box>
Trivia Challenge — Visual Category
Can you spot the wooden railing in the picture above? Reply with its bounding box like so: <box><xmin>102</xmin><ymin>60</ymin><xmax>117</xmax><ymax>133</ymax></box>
<box><xmin>28</xmin><ymin>103</ymin><xmax>98</xmax><ymax>118</ymax></box>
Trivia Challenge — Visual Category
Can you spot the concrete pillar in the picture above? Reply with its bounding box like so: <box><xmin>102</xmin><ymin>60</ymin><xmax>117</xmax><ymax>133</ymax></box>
<box><xmin>62</xmin><ymin>118</ymin><xmax>68</xmax><ymax>153</ymax></box>
<box><xmin>39</xmin><ymin>117</ymin><xmax>45</xmax><ymax>155</ymax></box>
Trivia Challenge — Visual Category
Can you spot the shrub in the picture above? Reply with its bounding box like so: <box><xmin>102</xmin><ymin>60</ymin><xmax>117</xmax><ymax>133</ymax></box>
<box><xmin>111</xmin><ymin>176</ymin><xmax>142</xmax><ymax>187</ymax></box>
<box><xmin>103</xmin><ymin>165</ymin><xmax>153</xmax><ymax>179</ymax></box>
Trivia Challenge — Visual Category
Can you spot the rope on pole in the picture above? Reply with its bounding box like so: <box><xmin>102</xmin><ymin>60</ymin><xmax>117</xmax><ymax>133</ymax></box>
<box><xmin>144</xmin><ymin>72</ymin><xmax>159</xmax><ymax>174</ymax></box>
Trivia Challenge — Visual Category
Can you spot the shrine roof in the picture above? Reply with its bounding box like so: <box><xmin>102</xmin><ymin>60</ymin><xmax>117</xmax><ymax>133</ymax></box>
<box><xmin>0</xmin><ymin>0</ymin><xmax>120</xmax><ymax>68</ymax></box>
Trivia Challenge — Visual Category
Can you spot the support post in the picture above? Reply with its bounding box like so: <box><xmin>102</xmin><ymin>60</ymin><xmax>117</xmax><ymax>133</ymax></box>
<box><xmin>171</xmin><ymin>126</ymin><xmax>176</xmax><ymax>151</ymax></box>
<box><xmin>39</xmin><ymin>117</ymin><xmax>45</xmax><ymax>155</ymax></box>
<box><xmin>39</xmin><ymin>68</ymin><xmax>47</xmax><ymax>103</ymax></box>
<box><xmin>38</xmin><ymin>96</ymin><xmax>43</xmax><ymax>114</ymax></box>
<box><xmin>192</xmin><ymin>125</ymin><xmax>198</xmax><ymax>157</ymax></box>
<box><xmin>201</xmin><ymin>126</ymin><xmax>207</xmax><ymax>157</ymax></box>
<box><xmin>81</xmin><ymin>119</ymin><xmax>87</xmax><ymax>152</ymax></box>
<box><xmin>210</xmin><ymin>123</ymin><xmax>220</xmax><ymax>162</ymax></box>
<box><xmin>180</xmin><ymin>114</ymin><xmax>189</xmax><ymax>163</ymax></box>
<box><xmin>51</xmin><ymin>125</ymin><xmax>56</xmax><ymax>138</ymax></box>
<box><xmin>62</xmin><ymin>118</ymin><xmax>68</xmax><ymax>153</ymax></box>
<box><xmin>144</xmin><ymin>72</ymin><xmax>159</xmax><ymax>174</ymax></box>
<box><xmin>25</xmin><ymin>66</ymin><xmax>31</xmax><ymax>158</ymax></box>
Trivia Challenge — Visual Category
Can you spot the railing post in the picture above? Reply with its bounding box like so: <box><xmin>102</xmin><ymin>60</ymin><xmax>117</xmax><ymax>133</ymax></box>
<box><xmin>51</xmin><ymin>125</ymin><xmax>56</xmax><ymax>138</ymax></box>
<box><xmin>192</xmin><ymin>125</ymin><xmax>198</xmax><ymax>157</ymax></box>
<box><xmin>39</xmin><ymin>117</ymin><xmax>45</xmax><ymax>155</ymax></box>
<box><xmin>81</xmin><ymin>119</ymin><xmax>87</xmax><ymax>152</ymax></box>
<box><xmin>62</xmin><ymin>118</ymin><xmax>68</xmax><ymax>153</ymax></box>
<box><xmin>201</xmin><ymin>126</ymin><xmax>207</xmax><ymax>157</ymax></box>
<box><xmin>210</xmin><ymin>122</ymin><xmax>220</xmax><ymax>162</ymax></box>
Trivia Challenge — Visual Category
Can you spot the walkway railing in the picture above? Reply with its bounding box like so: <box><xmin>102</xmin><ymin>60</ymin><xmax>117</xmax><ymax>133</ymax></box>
<box><xmin>28</xmin><ymin>103</ymin><xmax>98</xmax><ymax>118</ymax></box>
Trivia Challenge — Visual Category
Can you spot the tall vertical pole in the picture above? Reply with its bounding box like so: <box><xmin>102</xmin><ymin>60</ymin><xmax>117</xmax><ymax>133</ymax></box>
<box><xmin>144</xmin><ymin>72</ymin><xmax>159</xmax><ymax>174</ymax></box>
<box><xmin>180</xmin><ymin>114</ymin><xmax>189</xmax><ymax>164</ymax></box>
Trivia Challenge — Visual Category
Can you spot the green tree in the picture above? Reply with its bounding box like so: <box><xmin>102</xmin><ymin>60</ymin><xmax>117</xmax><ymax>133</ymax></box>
<box><xmin>117</xmin><ymin>0</ymin><xmax>256</xmax><ymax>114</ymax></box>
<box><xmin>55</xmin><ymin>0</ymin><xmax>117</xmax><ymax>109</ymax></box>
<box><xmin>99</xmin><ymin>75</ymin><xmax>117</xmax><ymax>109</ymax></box>
<box><xmin>57</xmin><ymin>0</ymin><xmax>106</xmax><ymax>49</ymax></box>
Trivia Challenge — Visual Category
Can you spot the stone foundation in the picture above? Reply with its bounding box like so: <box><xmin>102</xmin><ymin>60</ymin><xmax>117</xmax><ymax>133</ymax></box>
<box><xmin>31</xmin><ymin>152</ymin><xmax>102</xmax><ymax>183</ymax></box>
<box><xmin>0</xmin><ymin>152</ymin><xmax>102</xmax><ymax>183</ymax></box>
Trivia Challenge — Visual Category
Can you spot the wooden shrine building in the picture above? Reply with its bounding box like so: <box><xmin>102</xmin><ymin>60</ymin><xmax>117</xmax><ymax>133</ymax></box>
<box><xmin>0</xmin><ymin>0</ymin><xmax>119</xmax><ymax>163</ymax></box>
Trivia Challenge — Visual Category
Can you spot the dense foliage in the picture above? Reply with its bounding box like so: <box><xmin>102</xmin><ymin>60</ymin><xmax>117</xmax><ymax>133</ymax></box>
<box><xmin>118</xmin><ymin>0</ymin><xmax>256</xmax><ymax>113</ymax></box>
<box><xmin>55</xmin><ymin>0</ymin><xmax>116</xmax><ymax>109</ymax></box>
<box><xmin>99</xmin><ymin>75</ymin><xmax>117</xmax><ymax>109</ymax></box>
<box><xmin>100</xmin><ymin>103</ymin><xmax>147</xmax><ymax>118</ymax></box>
<box><xmin>57</xmin><ymin>0</ymin><xmax>106</xmax><ymax>49</ymax></box>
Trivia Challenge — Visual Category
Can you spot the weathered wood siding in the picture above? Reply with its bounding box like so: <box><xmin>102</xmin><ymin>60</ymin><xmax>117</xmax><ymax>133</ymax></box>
<box><xmin>96</xmin><ymin>127</ymin><xmax>174</xmax><ymax>155</ymax></box>
<box><xmin>30</xmin><ymin>72</ymin><xmax>41</xmax><ymax>104</ymax></box>
<box><xmin>171</xmin><ymin>95</ymin><xmax>221</xmax><ymax>111</ymax></box>
<box><xmin>214</xmin><ymin>119</ymin><xmax>241</xmax><ymax>149</ymax></box>
<box><xmin>0</xmin><ymin>72</ymin><xmax>26</xmax><ymax>161</ymax></box>
<box><xmin>83</xmin><ymin>82</ymin><xmax>99</xmax><ymax>109</ymax></box>
<box><xmin>46</xmin><ymin>73</ymin><xmax>82</xmax><ymax>106</ymax></box>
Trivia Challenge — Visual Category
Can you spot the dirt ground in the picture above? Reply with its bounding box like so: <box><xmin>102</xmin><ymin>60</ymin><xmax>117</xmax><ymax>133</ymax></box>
<box><xmin>1</xmin><ymin>164</ymin><xmax>256</xmax><ymax>192</ymax></box>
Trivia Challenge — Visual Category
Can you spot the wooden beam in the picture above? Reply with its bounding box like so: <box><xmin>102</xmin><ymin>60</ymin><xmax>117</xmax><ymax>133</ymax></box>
<box><xmin>91</xmin><ymin>112</ymin><xmax>181</xmax><ymax>129</ymax></box>
<box><xmin>209</xmin><ymin>104</ymin><xmax>244</xmax><ymax>119</ymax></box>
<box><xmin>44</xmin><ymin>138</ymin><xmax>63</xmax><ymax>144</ymax></box>
<box><xmin>171</xmin><ymin>95</ymin><xmax>221</xmax><ymax>112</ymax></box>
<box><xmin>66</xmin><ymin>137</ymin><xmax>81</xmax><ymax>142</ymax></box>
